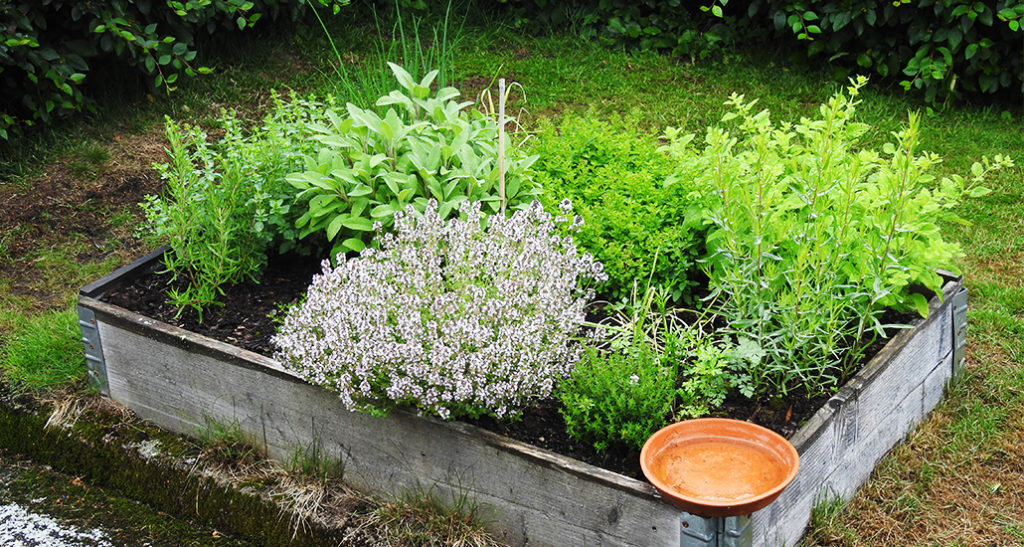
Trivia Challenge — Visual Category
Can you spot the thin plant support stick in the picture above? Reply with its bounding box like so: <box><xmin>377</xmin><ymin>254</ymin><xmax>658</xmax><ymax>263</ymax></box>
<box><xmin>498</xmin><ymin>77</ymin><xmax>506</xmax><ymax>215</ymax></box>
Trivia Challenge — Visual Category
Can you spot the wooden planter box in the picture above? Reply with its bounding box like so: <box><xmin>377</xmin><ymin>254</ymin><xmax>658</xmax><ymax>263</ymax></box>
<box><xmin>78</xmin><ymin>249</ymin><xmax>967</xmax><ymax>546</ymax></box>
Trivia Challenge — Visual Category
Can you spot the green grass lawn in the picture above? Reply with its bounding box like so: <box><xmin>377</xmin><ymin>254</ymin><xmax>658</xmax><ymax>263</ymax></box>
<box><xmin>1</xmin><ymin>11</ymin><xmax>1022</xmax><ymax>544</ymax></box>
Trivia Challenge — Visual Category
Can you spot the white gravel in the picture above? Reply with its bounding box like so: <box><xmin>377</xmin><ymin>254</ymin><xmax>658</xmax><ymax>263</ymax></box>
<box><xmin>0</xmin><ymin>503</ymin><xmax>113</xmax><ymax>546</ymax></box>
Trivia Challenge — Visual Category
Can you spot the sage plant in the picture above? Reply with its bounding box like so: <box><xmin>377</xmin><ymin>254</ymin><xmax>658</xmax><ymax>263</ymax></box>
<box><xmin>273</xmin><ymin>199</ymin><xmax>606</xmax><ymax>420</ymax></box>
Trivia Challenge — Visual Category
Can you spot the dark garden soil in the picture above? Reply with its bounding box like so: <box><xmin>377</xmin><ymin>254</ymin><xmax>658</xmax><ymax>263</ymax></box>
<box><xmin>0</xmin><ymin>127</ymin><xmax>167</xmax><ymax>312</ymax></box>
<box><xmin>102</xmin><ymin>251</ymin><xmax>905</xmax><ymax>480</ymax></box>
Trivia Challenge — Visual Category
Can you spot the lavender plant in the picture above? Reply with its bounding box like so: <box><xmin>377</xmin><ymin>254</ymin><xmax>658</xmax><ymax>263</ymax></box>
<box><xmin>272</xmin><ymin>199</ymin><xmax>606</xmax><ymax>420</ymax></box>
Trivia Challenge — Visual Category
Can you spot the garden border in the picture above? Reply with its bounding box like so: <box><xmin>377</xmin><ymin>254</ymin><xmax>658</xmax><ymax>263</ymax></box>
<box><xmin>78</xmin><ymin>250</ymin><xmax>962</xmax><ymax>546</ymax></box>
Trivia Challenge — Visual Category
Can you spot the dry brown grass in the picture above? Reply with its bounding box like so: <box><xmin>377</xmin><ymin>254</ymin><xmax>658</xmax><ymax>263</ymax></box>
<box><xmin>804</xmin><ymin>340</ymin><xmax>1024</xmax><ymax>546</ymax></box>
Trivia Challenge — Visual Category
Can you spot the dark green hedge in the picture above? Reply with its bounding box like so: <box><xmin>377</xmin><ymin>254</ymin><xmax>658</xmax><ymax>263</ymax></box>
<box><xmin>0</xmin><ymin>0</ymin><xmax>344</xmax><ymax>140</ymax></box>
<box><xmin>497</xmin><ymin>0</ymin><xmax>1024</xmax><ymax>103</ymax></box>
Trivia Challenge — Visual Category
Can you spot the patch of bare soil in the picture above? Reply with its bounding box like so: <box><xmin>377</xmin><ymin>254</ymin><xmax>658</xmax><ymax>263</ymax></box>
<box><xmin>0</xmin><ymin>127</ymin><xmax>166</xmax><ymax>310</ymax></box>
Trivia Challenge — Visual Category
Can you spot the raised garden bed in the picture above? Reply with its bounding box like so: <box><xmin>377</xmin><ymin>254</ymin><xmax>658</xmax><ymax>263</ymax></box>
<box><xmin>78</xmin><ymin>248</ymin><xmax>967</xmax><ymax>546</ymax></box>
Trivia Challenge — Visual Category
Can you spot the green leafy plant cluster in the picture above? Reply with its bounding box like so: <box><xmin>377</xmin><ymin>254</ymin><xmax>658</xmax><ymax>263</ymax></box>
<box><xmin>494</xmin><ymin>0</ymin><xmax>728</xmax><ymax>60</ymax></box>
<box><xmin>740</xmin><ymin>0</ymin><xmax>1024</xmax><ymax>103</ymax></box>
<box><xmin>491</xmin><ymin>0</ymin><xmax>1023</xmax><ymax>103</ymax></box>
<box><xmin>661</xmin><ymin>77</ymin><xmax>1012</xmax><ymax>397</ymax></box>
<box><xmin>0</xmin><ymin>0</ymin><xmax>343</xmax><ymax>140</ymax></box>
<box><xmin>529</xmin><ymin>111</ymin><xmax>706</xmax><ymax>303</ymax></box>
<box><xmin>558</xmin><ymin>285</ymin><xmax>750</xmax><ymax>453</ymax></box>
<box><xmin>142</xmin><ymin>64</ymin><xmax>541</xmax><ymax>317</ymax></box>
<box><xmin>141</xmin><ymin>93</ymin><xmax>326</xmax><ymax>318</ymax></box>
<box><xmin>288</xmin><ymin>63</ymin><xmax>541</xmax><ymax>259</ymax></box>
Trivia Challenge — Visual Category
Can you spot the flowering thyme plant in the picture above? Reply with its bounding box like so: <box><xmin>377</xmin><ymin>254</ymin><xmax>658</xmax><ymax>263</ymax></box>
<box><xmin>272</xmin><ymin>199</ymin><xmax>606</xmax><ymax>420</ymax></box>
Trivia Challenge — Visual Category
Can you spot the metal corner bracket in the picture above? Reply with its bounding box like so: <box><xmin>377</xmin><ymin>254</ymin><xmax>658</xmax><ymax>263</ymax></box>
<box><xmin>77</xmin><ymin>305</ymin><xmax>110</xmax><ymax>396</ymax></box>
<box><xmin>680</xmin><ymin>512</ymin><xmax>752</xmax><ymax>547</ymax></box>
<box><xmin>951</xmin><ymin>286</ymin><xmax>968</xmax><ymax>378</ymax></box>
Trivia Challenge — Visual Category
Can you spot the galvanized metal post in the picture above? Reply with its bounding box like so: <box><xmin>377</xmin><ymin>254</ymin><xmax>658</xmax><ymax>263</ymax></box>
<box><xmin>680</xmin><ymin>513</ymin><xmax>752</xmax><ymax>547</ymax></box>
<box><xmin>77</xmin><ymin>306</ymin><xmax>109</xmax><ymax>396</ymax></box>
<box><xmin>951</xmin><ymin>287</ymin><xmax>968</xmax><ymax>378</ymax></box>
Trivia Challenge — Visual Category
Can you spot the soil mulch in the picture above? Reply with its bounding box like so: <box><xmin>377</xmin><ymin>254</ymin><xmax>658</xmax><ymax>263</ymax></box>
<box><xmin>0</xmin><ymin>127</ymin><xmax>166</xmax><ymax>310</ymax></box>
<box><xmin>101</xmin><ymin>251</ymin><xmax>899</xmax><ymax>479</ymax></box>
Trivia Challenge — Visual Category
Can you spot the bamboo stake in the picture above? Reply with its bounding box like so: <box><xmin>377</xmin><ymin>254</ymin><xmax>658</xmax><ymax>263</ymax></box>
<box><xmin>498</xmin><ymin>77</ymin><xmax>506</xmax><ymax>215</ymax></box>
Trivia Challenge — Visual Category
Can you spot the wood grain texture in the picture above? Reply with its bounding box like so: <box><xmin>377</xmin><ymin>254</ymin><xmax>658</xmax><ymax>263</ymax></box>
<box><xmin>88</xmin><ymin>298</ymin><xmax>678</xmax><ymax>546</ymax></box>
<box><xmin>754</xmin><ymin>278</ymin><xmax>958</xmax><ymax>547</ymax></box>
<box><xmin>80</xmin><ymin>251</ymin><xmax>962</xmax><ymax>547</ymax></box>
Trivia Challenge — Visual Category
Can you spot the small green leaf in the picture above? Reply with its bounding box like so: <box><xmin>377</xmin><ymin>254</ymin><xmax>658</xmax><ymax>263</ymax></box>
<box><xmin>342</xmin><ymin>217</ymin><xmax>374</xmax><ymax>231</ymax></box>
<box><xmin>909</xmin><ymin>293</ymin><xmax>929</xmax><ymax>318</ymax></box>
<box><xmin>341</xmin><ymin>238</ymin><xmax>366</xmax><ymax>252</ymax></box>
<box><xmin>326</xmin><ymin>214</ymin><xmax>348</xmax><ymax>240</ymax></box>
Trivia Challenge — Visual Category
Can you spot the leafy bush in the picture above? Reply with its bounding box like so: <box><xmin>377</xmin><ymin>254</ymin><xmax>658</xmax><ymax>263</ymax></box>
<box><xmin>662</xmin><ymin>77</ymin><xmax>1012</xmax><ymax>397</ymax></box>
<box><xmin>273</xmin><ymin>199</ymin><xmax>607</xmax><ymax>420</ymax></box>
<box><xmin>288</xmin><ymin>63</ymin><xmax>542</xmax><ymax>259</ymax></box>
<box><xmin>557</xmin><ymin>285</ymin><xmax>681</xmax><ymax>453</ymax></box>
<box><xmin>0</xmin><ymin>0</ymin><xmax>339</xmax><ymax>140</ymax></box>
<box><xmin>558</xmin><ymin>342</ymin><xmax>677</xmax><ymax>453</ymax></box>
<box><xmin>494</xmin><ymin>0</ymin><xmax>728</xmax><ymax>60</ymax></box>
<box><xmin>141</xmin><ymin>93</ymin><xmax>325</xmax><ymax>317</ymax></box>
<box><xmin>493</xmin><ymin>1</ymin><xmax>1024</xmax><ymax>103</ymax></box>
<box><xmin>558</xmin><ymin>285</ymin><xmax>747</xmax><ymax>452</ymax></box>
<box><xmin>740</xmin><ymin>0</ymin><xmax>1024</xmax><ymax>102</ymax></box>
<box><xmin>529</xmin><ymin>111</ymin><xmax>706</xmax><ymax>303</ymax></box>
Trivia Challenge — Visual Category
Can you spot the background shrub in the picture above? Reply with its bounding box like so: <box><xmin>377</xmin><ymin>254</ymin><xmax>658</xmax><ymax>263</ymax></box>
<box><xmin>741</xmin><ymin>0</ymin><xmax>1024</xmax><ymax>103</ymax></box>
<box><xmin>494</xmin><ymin>0</ymin><xmax>1024</xmax><ymax>103</ymax></box>
<box><xmin>529</xmin><ymin>111</ymin><xmax>706</xmax><ymax>304</ymax></box>
<box><xmin>0</xmin><ymin>0</ymin><xmax>340</xmax><ymax>140</ymax></box>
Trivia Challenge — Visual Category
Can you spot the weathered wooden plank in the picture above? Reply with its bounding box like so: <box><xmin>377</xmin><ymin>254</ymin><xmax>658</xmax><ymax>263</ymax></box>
<box><xmin>95</xmin><ymin>305</ymin><xmax>679</xmax><ymax>546</ymax></box>
<box><xmin>80</xmin><ymin>250</ymin><xmax>964</xmax><ymax>547</ymax></box>
<box><xmin>753</xmin><ymin>281</ymin><xmax>959</xmax><ymax>547</ymax></box>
